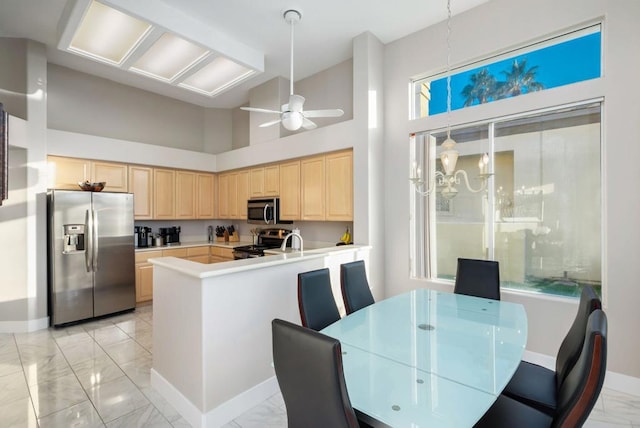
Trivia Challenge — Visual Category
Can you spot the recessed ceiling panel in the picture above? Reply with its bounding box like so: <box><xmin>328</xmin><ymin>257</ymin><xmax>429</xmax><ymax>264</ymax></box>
<box><xmin>130</xmin><ymin>32</ymin><xmax>210</xmax><ymax>81</ymax></box>
<box><xmin>180</xmin><ymin>57</ymin><xmax>255</xmax><ymax>96</ymax></box>
<box><xmin>69</xmin><ymin>1</ymin><xmax>151</xmax><ymax>65</ymax></box>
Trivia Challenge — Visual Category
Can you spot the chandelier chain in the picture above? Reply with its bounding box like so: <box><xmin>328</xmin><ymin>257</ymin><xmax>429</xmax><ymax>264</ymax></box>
<box><xmin>446</xmin><ymin>0</ymin><xmax>452</xmax><ymax>140</ymax></box>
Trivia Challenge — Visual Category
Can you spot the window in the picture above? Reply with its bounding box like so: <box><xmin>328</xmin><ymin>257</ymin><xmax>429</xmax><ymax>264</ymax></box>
<box><xmin>411</xmin><ymin>102</ymin><xmax>602</xmax><ymax>298</ymax></box>
<box><xmin>413</xmin><ymin>25</ymin><xmax>601</xmax><ymax>119</ymax></box>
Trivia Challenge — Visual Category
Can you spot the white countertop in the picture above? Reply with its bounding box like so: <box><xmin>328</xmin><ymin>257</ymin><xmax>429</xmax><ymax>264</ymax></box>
<box><xmin>150</xmin><ymin>244</ymin><xmax>371</xmax><ymax>279</ymax></box>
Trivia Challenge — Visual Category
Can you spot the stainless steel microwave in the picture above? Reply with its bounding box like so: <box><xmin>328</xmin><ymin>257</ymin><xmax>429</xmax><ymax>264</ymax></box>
<box><xmin>247</xmin><ymin>198</ymin><xmax>291</xmax><ymax>224</ymax></box>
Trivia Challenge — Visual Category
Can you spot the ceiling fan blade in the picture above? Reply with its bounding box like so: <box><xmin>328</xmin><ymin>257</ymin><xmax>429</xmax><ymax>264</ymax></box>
<box><xmin>288</xmin><ymin>94</ymin><xmax>305</xmax><ymax>112</ymax></box>
<box><xmin>259</xmin><ymin>119</ymin><xmax>282</xmax><ymax>128</ymax></box>
<box><xmin>302</xmin><ymin>118</ymin><xmax>317</xmax><ymax>130</ymax></box>
<box><xmin>240</xmin><ymin>106</ymin><xmax>282</xmax><ymax>115</ymax></box>
<box><xmin>303</xmin><ymin>108</ymin><xmax>345</xmax><ymax>118</ymax></box>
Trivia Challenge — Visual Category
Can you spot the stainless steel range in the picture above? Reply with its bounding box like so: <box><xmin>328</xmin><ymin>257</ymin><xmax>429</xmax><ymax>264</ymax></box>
<box><xmin>232</xmin><ymin>228</ymin><xmax>291</xmax><ymax>259</ymax></box>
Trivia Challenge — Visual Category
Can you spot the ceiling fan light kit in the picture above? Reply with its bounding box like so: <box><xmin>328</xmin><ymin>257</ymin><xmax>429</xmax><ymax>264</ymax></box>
<box><xmin>241</xmin><ymin>8</ymin><xmax>344</xmax><ymax>131</ymax></box>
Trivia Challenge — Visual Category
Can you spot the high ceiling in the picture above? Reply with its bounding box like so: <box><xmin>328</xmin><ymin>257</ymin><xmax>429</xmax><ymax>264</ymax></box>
<box><xmin>0</xmin><ymin>0</ymin><xmax>489</xmax><ymax>108</ymax></box>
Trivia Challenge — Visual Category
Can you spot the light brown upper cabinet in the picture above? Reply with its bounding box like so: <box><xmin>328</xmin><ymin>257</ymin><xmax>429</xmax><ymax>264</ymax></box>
<box><xmin>48</xmin><ymin>156</ymin><xmax>128</xmax><ymax>192</ymax></box>
<box><xmin>237</xmin><ymin>170</ymin><xmax>249</xmax><ymax>219</ymax></box>
<box><xmin>196</xmin><ymin>173</ymin><xmax>215</xmax><ymax>219</ymax></box>
<box><xmin>301</xmin><ymin>155</ymin><xmax>326</xmax><ymax>221</ymax></box>
<box><xmin>279</xmin><ymin>149</ymin><xmax>353</xmax><ymax>222</ymax></box>
<box><xmin>47</xmin><ymin>156</ymin><xmax>89</xmax><ymax>190</ymax></box>
<box><xmin>154</xmin><ymin>168</ymin><xmax>176</xmax><ymax>219</ymax></box>
<box><xmin>250</xmin><ymin>168</ymin><xmax>264</xmax><ymax>198</ymax></box>
<box><xmin>325</xmin><ymin>150</ymin><xmax>353</xmax><ymax>221</ymax></box>
<box><xmin>226</xmin><ymin>172</ymin><xmax>238</xmax><ymax>218</ymax></box>
<box><xmin>218</xmin><ymin>173</ymin><xmax>230</xmax><ymax>218</ymax></box>
<box><xmin>279</xmin><ymin>160</ymin><xmax>301</xmax><ymax>221</ymax></box>
<box><xmin>92</xmin><ymin>161</ymin><xmax>128</xmax><ymax>192</ymax></box>
<box><xmin>217</xmin><ymin>169</ymin><xmax>249</xmax><ymax>219</ymax></box>
<box><xmin>175</xmin><ymin>170</ymin><xmax>197</xmax><ymax>219</ymax></box>
<box><xmin>250</xmin><ymin>165</ymin><xmax>280</xmax><ymax>198</ymax></box>
<box><xmin>128</xmin><ymin>165</ymin><xmax>153</xmax><ymax>219</ymax></box>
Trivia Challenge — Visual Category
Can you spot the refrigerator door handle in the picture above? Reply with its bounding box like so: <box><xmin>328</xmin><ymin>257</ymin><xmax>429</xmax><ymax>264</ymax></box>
<box><xmin>92</xmin><ymin>209</ymin><xmax>99</xmax><ymax>271</ymax></box>
<box><xmin>85</xmin><ymin>209</ymin><xmax>92</xmax><ymax>272</ymax></box>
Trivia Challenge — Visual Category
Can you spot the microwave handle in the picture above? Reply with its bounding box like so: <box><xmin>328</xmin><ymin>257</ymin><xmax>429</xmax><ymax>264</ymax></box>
<box><xmin>264</xmin><ymin>205</ymin><xmax>271</xmax><ymax>224</ymax></box>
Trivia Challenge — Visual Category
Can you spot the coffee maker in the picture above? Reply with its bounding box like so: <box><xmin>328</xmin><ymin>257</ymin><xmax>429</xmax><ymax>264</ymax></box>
<box><xmin>136</xmin><ymin>226</ymin><xmax>151</xmax><ymax>248</ymax></box>
<box><xmin>160</xmin><ymin>226</ymin><xmax>180</xmax><ymax>246</ymax></box>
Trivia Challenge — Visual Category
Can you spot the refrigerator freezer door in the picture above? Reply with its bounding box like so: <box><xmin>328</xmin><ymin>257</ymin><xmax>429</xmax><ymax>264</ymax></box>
<box><xmin>49</xmin><ymin>190</ymin><xmax>94</xmax><ymax>325</ymax></box>
<box><xmin>92</xmin><ymin>192</ymin><xmax>135</xmax><ymax>317</ymax></box>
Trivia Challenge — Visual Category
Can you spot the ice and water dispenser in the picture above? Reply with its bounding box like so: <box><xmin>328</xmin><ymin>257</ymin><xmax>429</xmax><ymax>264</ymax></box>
<box><xmin>63</xmin><ymin>224</ymin><xmax>85</xmax><ymax>254</ymax></box>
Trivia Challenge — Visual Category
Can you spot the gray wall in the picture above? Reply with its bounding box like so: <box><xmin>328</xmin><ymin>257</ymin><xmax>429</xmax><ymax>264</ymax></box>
<box><xmin>203</xmin><ymin>108</ymin><xmax>232</xmax><ymax>154</ymax></box>
<box><xmin>383</xmin><ymin>0</ymin><xmax>640</xmax><ymax>379</ymax></box>
<box><xmin>47</xmin><ymin>64</ymin><xmax>209</xmax><ymax>151</ymax></box>
<box><xmin>231</xmin><ymin>107</ymin><xmax>250</xmax><ymax>150</ymax></box>
<box><xmin>0</xmin><ymin>38</ymin><xmax>28</xmax><ymax>119</ymax></box>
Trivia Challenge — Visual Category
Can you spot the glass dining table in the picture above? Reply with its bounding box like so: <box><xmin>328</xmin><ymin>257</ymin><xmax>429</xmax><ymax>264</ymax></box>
<box><xmin>321</xmin><ymin>288</ymin><xmax>528</xmax><ymax>427</ymax></box>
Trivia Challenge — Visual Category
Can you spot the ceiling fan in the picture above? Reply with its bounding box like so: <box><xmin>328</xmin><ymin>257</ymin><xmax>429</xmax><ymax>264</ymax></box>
<box><xmin>241</xmin><ymin>9</ymin><xmax>344</xmax><ymax>131</ymax></box>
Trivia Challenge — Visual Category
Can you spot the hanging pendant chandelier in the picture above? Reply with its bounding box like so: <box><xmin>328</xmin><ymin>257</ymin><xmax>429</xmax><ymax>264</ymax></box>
<box><xmin>410</xmin><ymin>0</ymin><xmax>491</xmax><ymax>199</ymax></box>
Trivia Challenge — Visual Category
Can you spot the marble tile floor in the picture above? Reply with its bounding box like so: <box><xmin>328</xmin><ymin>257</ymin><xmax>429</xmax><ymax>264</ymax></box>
<box><xmin>0</xmin><ymin>304</ymin><xmax>637</xmax><ymax>427</ymax></box>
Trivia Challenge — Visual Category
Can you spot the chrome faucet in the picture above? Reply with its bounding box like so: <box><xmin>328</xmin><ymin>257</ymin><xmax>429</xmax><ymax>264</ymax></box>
<box><xmin>281</xmin><ymin>232</ymin><xmax>303</xmax><ymax>252</ymax></box>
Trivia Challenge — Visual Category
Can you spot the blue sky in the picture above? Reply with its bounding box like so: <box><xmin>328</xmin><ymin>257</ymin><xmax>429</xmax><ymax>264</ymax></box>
<box><xmin>429</xmin><ymin>31</ymin><xmax>601</xmax><ymax>115</ymax></box>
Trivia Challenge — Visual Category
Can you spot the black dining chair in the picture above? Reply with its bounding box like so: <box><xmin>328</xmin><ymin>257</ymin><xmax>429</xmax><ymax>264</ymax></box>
<box><xmin>341</xmin><ymin>260</ymin><xmax>375</xmax><ymax>315</ymax></box>
<box><xmin>454</xmin><ymin>258</ymin><xmax>501</xmax><ymax>300</ymax></box>
<box><xmin>502</xmin><ymin>285</ymin><xmax>601</xmax><ymax>415</ymax></box>
<box><xmin>272</xmin><ymin>319</ymin><xmax>372</xmax><ymax>428</ymax></box>
<box><xmin>298</xmin><ymin>268</ymin><xmax>341</xmax><ymax>331</ymax></box>
<box><xmin>474</xmin><ymin>309</ymin><xmax>607</xmax><ymax>428</ymax></box>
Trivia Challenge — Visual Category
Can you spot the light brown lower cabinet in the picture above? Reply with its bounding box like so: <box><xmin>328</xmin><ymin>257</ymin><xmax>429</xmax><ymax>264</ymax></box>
<box><xmin>187</xmin><ymin>255</ymin><xmax>211</xmax><ymax>263</ymax></box>
<box><xmin>135</xmin><ymin>250</ymin><xmax>162</xmax><ymax>303</ymax></box>
<box><xmin>162</xmin><ymin>248</ymin><xmax>188</xmax><ymax>258</ymax></box>
<box><xmin>210</xmin><ymin>246</ymin><xmax>234</xmax><ymax>263</ymax></box>
<box><xmin>135</xmin><ymin>264</ymin><xmax>154</xmax><ymax>303</ymax></box>
<box><xmin>186</xmin><ymin>246</ymin><xmax>210</xmax><ymax>263</ymax></box>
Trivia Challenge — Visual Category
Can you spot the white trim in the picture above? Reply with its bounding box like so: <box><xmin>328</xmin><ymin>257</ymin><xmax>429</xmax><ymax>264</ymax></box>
<box><xmin>522</xmin><ymin>349</ymin><xmax>555</xmax><ymax>370</ymax></box>
<box><xmin>522</xmin><ymin>350</ymin><xmax>640</xmax><ymax>397</ymax></box>
<box><xmin>151</xmin><ymin>368</ymin><xmax>205</xmax><ymax>428</ymax></box>
<box><xmin>202</xmin><ymin>376</ymin><xmax>280</xmax><ymax>428</ymax></box>
<box><xmin>0</xmin><ymin>317</ymin><xmax>49</xmax><ymax>333</ymax></box>
<box><xmin>151</xmin><ymin>369</ymin><xmax>280</xmax><ymax>428</ymax></box>
<box><xmin>604</xmin><ymin>371</ymin><xmax>640</xmax><ymax>398</ymax></box>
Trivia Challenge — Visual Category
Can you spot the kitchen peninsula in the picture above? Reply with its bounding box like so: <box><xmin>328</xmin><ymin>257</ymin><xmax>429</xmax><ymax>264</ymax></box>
<box><xmin>149</xmin><ymin>244</ymin><xmax>371</xmax><ymax>427</ymax></box>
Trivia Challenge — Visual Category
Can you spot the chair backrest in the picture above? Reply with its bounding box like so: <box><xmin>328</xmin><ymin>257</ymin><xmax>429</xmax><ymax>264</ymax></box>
<box><xmin>553</xmin><ymin>309</ymin><xmax>607</xmax><ymax>428</ymax></box>
<box><xmin>298</xmin><ymin>268</ymin><xmax>341</xmax><ymax>331</ymax></box>
<box><xmin>341</xmin><ymin>260</ymin><xmax>375</xmax><ymax>315</ymax></box>
<box><xmin>454</xmin><ymin>258</ymin><xmax>501</xmax><ymax>300</ymax></box>
<box><xmin>272</xmin><ymin>319</ymin><xmax>360</xmax><ymax>428</ymax></box>
<box><xmin>555</xmin><ymin>286</ymin><xmax>602</xmax><ymax>388</ymax></box>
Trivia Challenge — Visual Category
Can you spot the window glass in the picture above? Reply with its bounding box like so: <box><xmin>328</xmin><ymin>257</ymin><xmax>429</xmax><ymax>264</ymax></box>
<box><xmin>414</xmin><ymin>26</ymin><xmax>601</xmax><ymax>118</ymax></box>
<box><xmin>412</xmin><ymin>103</ymin><xmax>602</xmax><ymax>298</ymax></box>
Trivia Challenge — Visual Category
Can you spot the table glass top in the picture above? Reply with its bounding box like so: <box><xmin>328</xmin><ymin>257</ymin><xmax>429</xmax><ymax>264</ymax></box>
<box><xmin>321</xmin><ymin>288</ymin><xmax>528</xmax><ymax>427</ymax></box>
<box><xmin>341</xmin><ymin>344</ymin><xmax>498</xmax><ymax>428</ymax></box>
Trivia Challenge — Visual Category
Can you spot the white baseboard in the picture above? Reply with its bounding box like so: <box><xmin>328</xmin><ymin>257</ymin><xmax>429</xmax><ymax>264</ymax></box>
<box><xmin>151</xmin><ymin>369</ymin><xmax>205</xmax><ymax>428</ymax></box>
<box><xmin>0</xmin><ymin>317</ymin><xmax>49</xmax><ymax>333</ymax></box>
<box><xmin>522</xmin><ymin>350</ymin><xmax>555</xmax><ymax>370</ymax></box>
<box><xmin>150</xmin><ymin>369</ymin><xmax>279</xmax><ymax>428</ymax></box>
<box><xmin>202</xmin><ymin>377</ymin><xmax>279</xmax><ymax>427</ymax></box>
<box><xmin>522</xmin><ymin>350</ymin><xmax>640</xmax><ymax>397</ymax></box>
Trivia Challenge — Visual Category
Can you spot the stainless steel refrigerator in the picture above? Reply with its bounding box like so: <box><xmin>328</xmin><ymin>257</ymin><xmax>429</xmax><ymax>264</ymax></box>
<box><xmin>47</xmin><ymin>190</ymin><xmax>135</xmax><ymax>326</ymax></box>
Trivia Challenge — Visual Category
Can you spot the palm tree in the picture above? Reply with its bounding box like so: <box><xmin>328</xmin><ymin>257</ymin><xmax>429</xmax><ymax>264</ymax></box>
<box><xmin>461</xmin><ymin>68</ymin><xmax>497</xmax><ymax>106</ymax></box>
<box><xmin>497</xmin><ymin>59</ymin><xmax>544</xmax><ymax>98</ymax></box>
